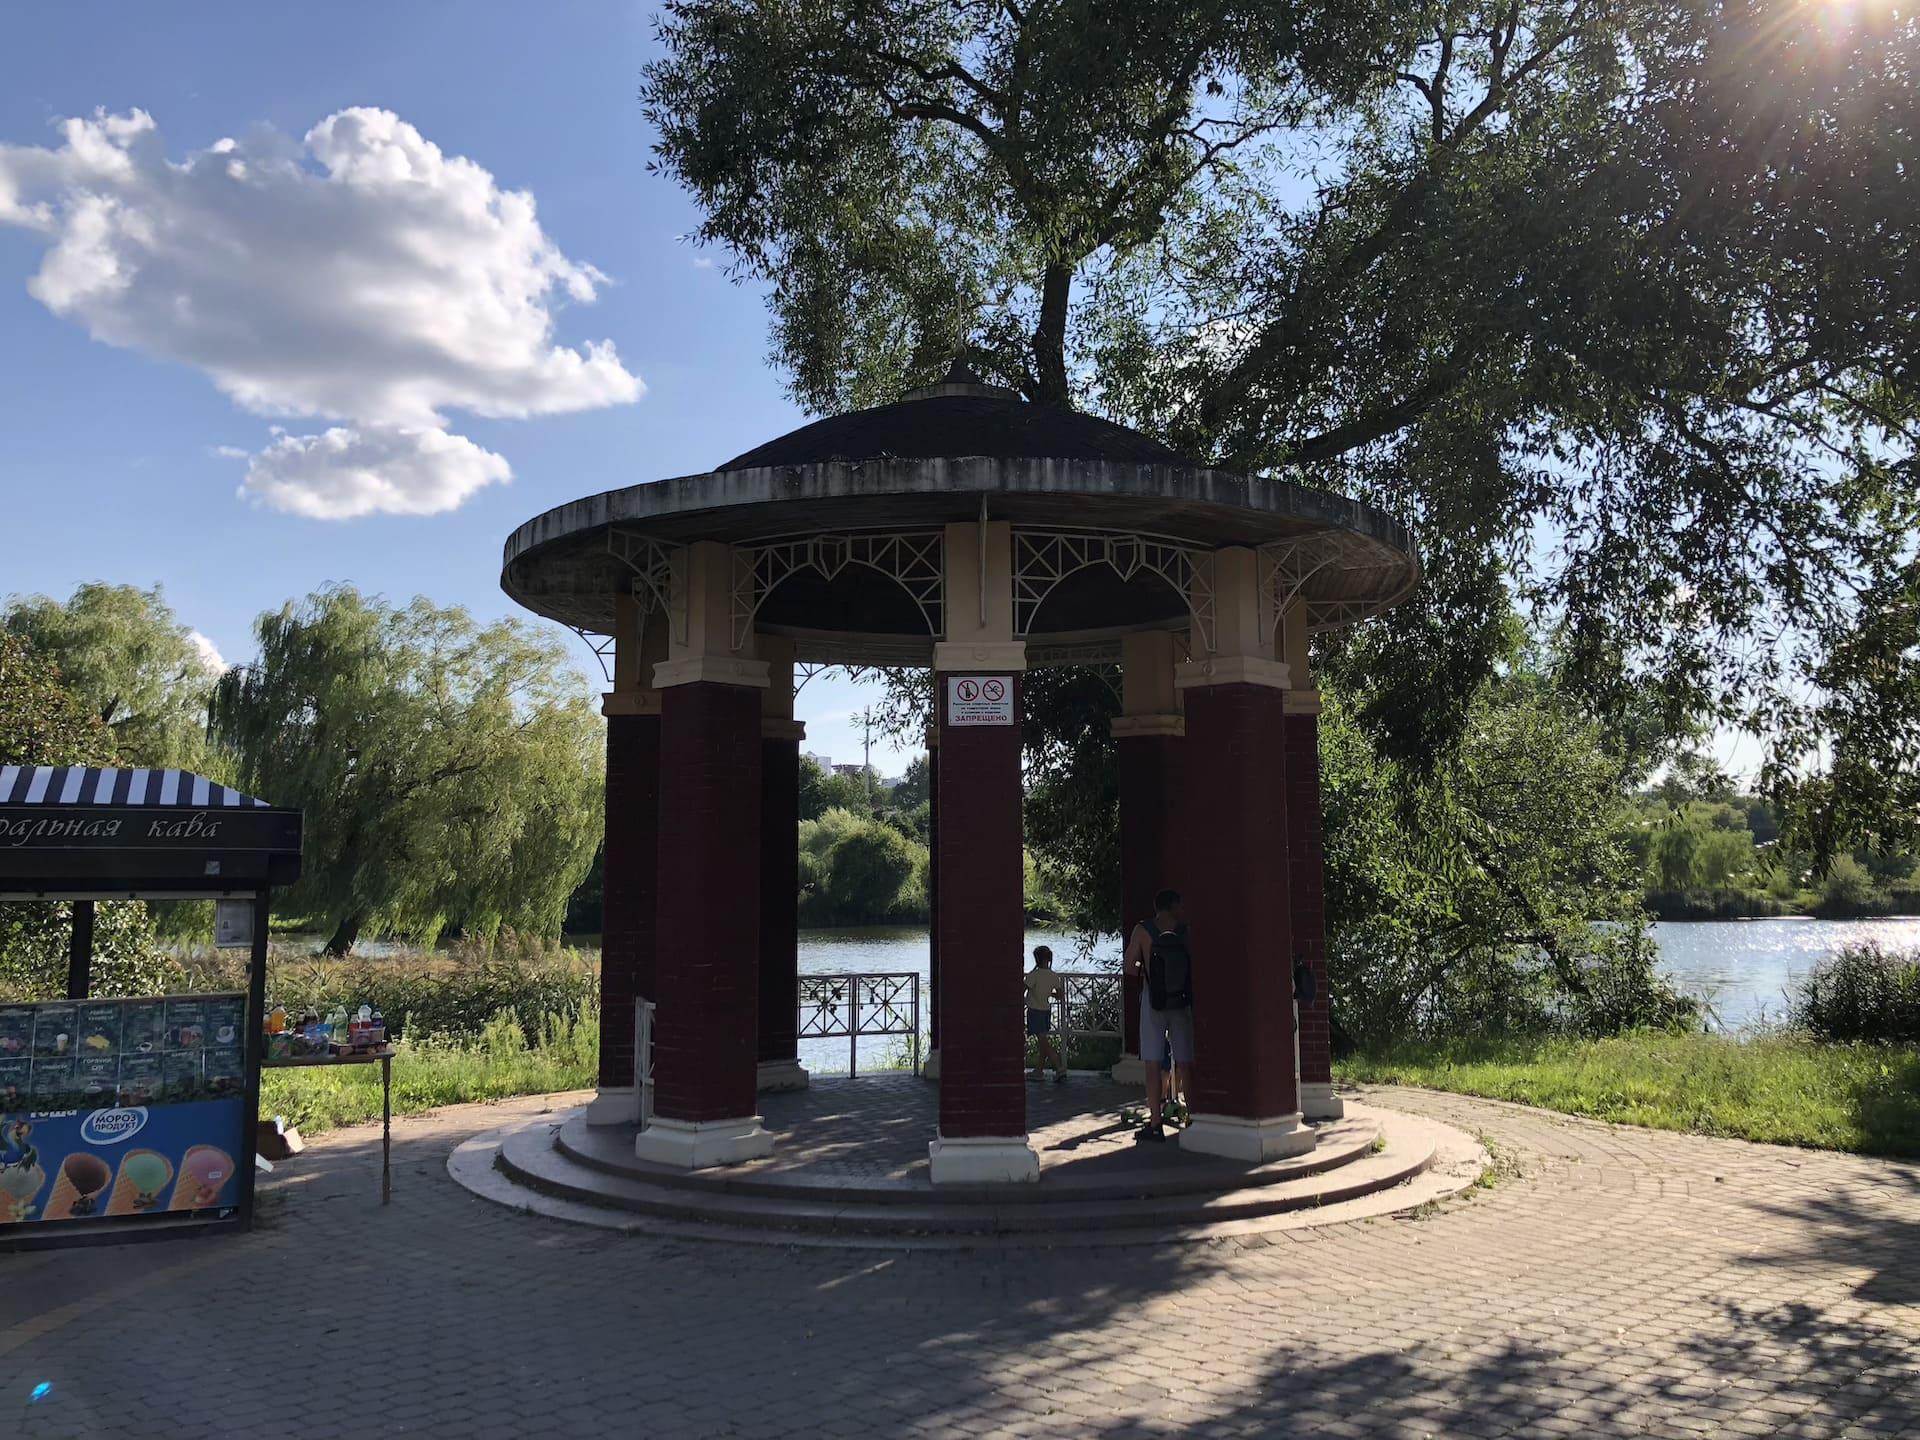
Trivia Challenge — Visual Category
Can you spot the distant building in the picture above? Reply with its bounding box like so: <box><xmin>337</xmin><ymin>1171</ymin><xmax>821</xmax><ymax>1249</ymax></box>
<box><xmin>833</xmin><ymin>764</ymin><xmax>867</xmax><ymax>780</ymax></box>
<box><xmin>803</xmin><ymin>751</ymin><xmax>833</xmax><ymax>771</ymax></box>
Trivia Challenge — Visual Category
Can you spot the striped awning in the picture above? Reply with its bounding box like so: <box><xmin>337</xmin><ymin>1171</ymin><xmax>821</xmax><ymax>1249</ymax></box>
<box><xmin>0</xmin><ymin>766</ymin><xmax>301</xmax><ymax>898</ymax></box>
<box><xmin>0</xmin><ymin>767</ymin><xmax>272</xmax><ymax>809</ymax></box>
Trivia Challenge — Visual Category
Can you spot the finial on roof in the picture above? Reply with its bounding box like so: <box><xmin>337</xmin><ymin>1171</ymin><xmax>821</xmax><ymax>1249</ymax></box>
<box><xmin>899</xmin><ymin>353</ymin><xmax>1021</xmax><ymax>404</ymax></box>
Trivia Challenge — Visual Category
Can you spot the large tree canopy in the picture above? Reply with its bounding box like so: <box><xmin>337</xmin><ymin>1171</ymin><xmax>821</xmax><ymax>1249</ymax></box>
<box><xmin>210</xmin><ymin>588</ymin><xmax>604</xmax><ymax>955</ymax></box>
<box><xmin>0</xmin><ymin>634</ymin><xmax>164</xmax><ymax>998</ymax></box>
<box><xmin>645</xmin><ymin>0</ymin><xmax>1920</xmax><ymax>845</ymax></box>
<box><xmin>3</xmin><ymin>583</ymin><xmax>219</xmax><ymax>771</ymax></box>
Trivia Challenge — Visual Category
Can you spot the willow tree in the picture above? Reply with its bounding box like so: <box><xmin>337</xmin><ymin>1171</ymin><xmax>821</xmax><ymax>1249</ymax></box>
<box><xmin>0</xmin><ymin>634</ymin><xmax>164</xmax><ymax>996</ymax></box>
<box><xmin>211</xmin><ymin>588</ymin><xmax>604</xmax><ymax>954</ymax></box>
<box><xmin>3</xmin><ymin>583</ymin><xmax>218</xmax><ymax>771</ymax></box>
<box><xmin>644</xmin><ymin>0</ymin><xmax>1920</xmax><ymax>848</ymax></box>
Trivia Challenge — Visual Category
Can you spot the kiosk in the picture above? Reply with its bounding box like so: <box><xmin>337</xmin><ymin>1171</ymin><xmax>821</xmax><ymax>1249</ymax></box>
<box><xmin>0</xmin><ymin>764</ymin><xmax>302</xmax><ymax>1248</ymax></box>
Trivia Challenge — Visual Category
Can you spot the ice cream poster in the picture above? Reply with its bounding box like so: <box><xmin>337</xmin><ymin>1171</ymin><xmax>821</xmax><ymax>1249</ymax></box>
<box><xmin>0</xmin><ymin>1100</ymin><xmax>245</xmax><ymax>1225</ymax></box>
<box><xmin>0</xmin><ymin>993</ymin><xmax>249</xmax><ymax>1232</ymax></box>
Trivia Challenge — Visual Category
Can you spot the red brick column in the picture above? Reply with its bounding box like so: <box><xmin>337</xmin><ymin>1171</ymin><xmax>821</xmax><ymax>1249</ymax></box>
<box><xmin>1284</xmin><ymin>707</ymin><xmax>1340</xmax><ymax>1117</ymax></box>
<box><xmin>930</xmin><ymin>672</ymin><xmax>1034</xmax><ymax>1180</ymax></box>
<box><xmin>1114</xmin><ymin>727</ymin><xmax>1184</xmax><ymax>1071</ymax></box>
<box><xmin>638</xmin><ymin>679</ymin><xmax>771</xmax><ymax>1165</ymax></box>
<box><xmin>1177</xmin><ymin>681</ymin><xmax>1314</xmax><ymax>1161</ymax></box>
<box><xmin>757</xmin><ymin>728</ymin><xmax>806</xmax><ymax>1090</ymax></box>
<box><xmin>595</xmin><ymin>711</ymin><xmax>659</xmax><ymax>1107</ymax></box>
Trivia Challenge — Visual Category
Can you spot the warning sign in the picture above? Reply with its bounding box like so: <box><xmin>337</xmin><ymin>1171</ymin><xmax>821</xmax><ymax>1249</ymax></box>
<box><xmin>947</xmin><ymin>675</ymin><xmax>1015</xmax><ymax>727</ymax></box>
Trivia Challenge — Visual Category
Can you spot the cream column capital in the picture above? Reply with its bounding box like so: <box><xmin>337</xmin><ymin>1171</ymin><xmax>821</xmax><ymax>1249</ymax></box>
<box><xmin>602</xmin><ymin>689</ymin><xmax>662</xmax><ymax>717</ymax></box>
<box><xmin>1109</xmin><ymin>714</ymin><xmax>1184</xmax><ymax>739</ymax></box>
<box><xmin>761</xmin><ymin>718</ymin><xmax>807</xmax><ymax>742</ymax></box>
<box><xmin>653</xmin><ymin>655</ymin><xmax>771</xmax><ymax>689</ymax></box>
<box><xmin>1175</xmin><ymin>656</ymin><xmax>1292</xmax><ymax>692</ymax></box>
<box><xmin>1283</xmin><ymin>689</ymin><xmax>1323</xmax><ymax>716</ymax></box>
<box><xmin>931</xmin><ymin>640</ymin><xmax>1028</xmax><ymax>673</ymax></box>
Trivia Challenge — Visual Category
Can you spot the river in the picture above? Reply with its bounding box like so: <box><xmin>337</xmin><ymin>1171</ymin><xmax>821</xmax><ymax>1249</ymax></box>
<box><xmin>792</xmin><ymin>917</ymin><xmax>1920</xmax><ymax>1071</ymax></box>
<box><xmin>294</xmin><ymin>917</ymin><xmax>1920</xmax><ymax>1074</ymax></box>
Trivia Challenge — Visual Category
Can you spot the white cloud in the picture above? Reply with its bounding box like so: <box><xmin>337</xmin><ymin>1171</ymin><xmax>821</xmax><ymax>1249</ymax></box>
<box><xmin>238</xmin><ymin>425</ymin><xmax>511</xmax><ymax>520</ymax></box>
<box><xmin>186</xmin><ymin>630</ymin><xmax>226</xmax><ymax>674</ymax></box>
<box><xmin>0</xmin><ymin>107</ymin><xmax>643</xmax><ymax>518</ymax></box>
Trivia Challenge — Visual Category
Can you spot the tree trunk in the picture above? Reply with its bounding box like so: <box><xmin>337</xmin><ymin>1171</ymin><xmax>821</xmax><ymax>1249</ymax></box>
<box><xmin>1031</xmin><ymin>262</ymin><xmax>1072</xmax><ymax>406</ymax></box>
<box><xmin>324</xmin><ymin>915</ymin><xmax>361</xmax><ymax>957</ymax></box>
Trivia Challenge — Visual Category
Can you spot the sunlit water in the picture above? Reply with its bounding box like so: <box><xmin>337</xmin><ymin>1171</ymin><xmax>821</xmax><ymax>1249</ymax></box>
<box><xmin>285</xmin><ymin>917</ymin><xmax>1920</xmax><ymax>1071</ymax></box>
<box><xmin>795</xmin><ymin>917</ymin><xmax>1920</xmax><ymax>1063</ymax></box>
<box><xmin>1651</xmin><ymin>917</ymin><xmax>1920</xmax><ymax>1032</ymax></box>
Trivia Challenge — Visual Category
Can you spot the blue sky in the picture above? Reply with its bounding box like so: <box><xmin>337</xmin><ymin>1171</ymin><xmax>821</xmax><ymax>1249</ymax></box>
<box><xmin>0</xmin><ymin>1</ymin><xmax>906</xmax><ymax>772</ymax></box>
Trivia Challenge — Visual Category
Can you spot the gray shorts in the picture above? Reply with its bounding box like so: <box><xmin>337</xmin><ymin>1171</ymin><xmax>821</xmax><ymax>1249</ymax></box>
<box><xmin>1140</xmin><ymin>993</ymin><xmax>1195</xmax><ymax>1068</ymax></box>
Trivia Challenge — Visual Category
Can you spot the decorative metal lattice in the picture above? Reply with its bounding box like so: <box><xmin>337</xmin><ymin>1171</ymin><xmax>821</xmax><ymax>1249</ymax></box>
<box><xmin>603</xmin><ymin>527</ymin><xmax>690</xmax><ymax>648</ymax></box>
<box><xmin>1012</xmin><ymin>529</ymin><xmax>1216</xmax><ymax>654</ymax></box>
<box><xmin>1259</xmin><ymin>530</ymin><xmax>1419</xmax><ymax>636</ymax></box>
<box><xmin>798</xmin><ymin>971</ymin><xmax>922</xmax><ymax>1077</ymax></box>
<box><xmin>567</xmin><ymin>625</ymin><xmax>616</xmax><ymax>682</ymax></box>
<box><xmin>1257</xmin><ymin>530</ymin><xmax>1341</xmax><ymax>645</ymax></box>
<box><xmin>793</xmin><ymin>635</ymin><xmax>937</xmax><ymax>669</ymax></box>
<box><xmin>1055</xmin><ymin>971</ymin><xmax>1124</xmax><ymax>1044</ymax></box>
<box><xmin>731</xmin><ymin>532</ymin><xmax>945</xmax><ymax>651</ymax></box>
<box><xmin>1026</xmin><ymin>639</ymin><xmax>1123</xmax><ymax>670</ymax></box>
<box><xmin>798</xmin><ymin>974</ymin><xmax>852</xmax><ymax>1037</ymax></box>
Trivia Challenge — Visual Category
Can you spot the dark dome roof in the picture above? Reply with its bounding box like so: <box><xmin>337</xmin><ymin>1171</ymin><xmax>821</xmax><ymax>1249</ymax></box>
<box><xmin>718</xmin><ymin>391</ymin><xmax>1184</xmax><ymax>472</ymax></box>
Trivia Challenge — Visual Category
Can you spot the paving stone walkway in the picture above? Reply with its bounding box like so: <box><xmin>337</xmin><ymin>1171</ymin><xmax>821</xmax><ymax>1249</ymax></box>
<box><xmin>5</xmin><ymin>1084</ymin><xmax>1918</xmax><ymax>1438</ymax></box>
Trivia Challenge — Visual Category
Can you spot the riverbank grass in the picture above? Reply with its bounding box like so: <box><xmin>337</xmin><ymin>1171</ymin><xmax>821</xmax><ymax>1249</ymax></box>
<box><xmin>1337</xmin><ymin>1032</ymin><xmax>1920</xmax><ymax>1158</ymax></box>
<box><xmin>260</xmin><ymin>1009</ymin><xmax>598</xmax><ymax>1137</ymax></box>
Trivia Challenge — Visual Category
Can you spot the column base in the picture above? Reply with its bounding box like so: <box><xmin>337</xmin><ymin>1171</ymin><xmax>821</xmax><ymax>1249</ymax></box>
<box><xmin>583</xmin><ymin>1085</ymin><xmax>639</xmax><ymax>1128</ymax></box>
<box><xmin>1110</xmin><ymin>1052</ymin><xmax>1145</xmax><ymax>1085</ymax></box>
<box><xmin>1180</xmin><ymin>1112</ymin><xmax>1316</xmax><ymax>1163</ymax></box>
<box><xmin>927</xmin><ymin>1133</ymin><xmax>1038</xmax><ymax>1185</ymax></box>
<box><xmin>1298</xmin><ymin>1081</ymin><xmax>1345</xmax><ymax>1120</ymax></box>
<box><xmin>756</xmin><ymin>1058</ymin><xmax>810</xmax><ymax>1093</ymax></box>
<box><xmin>920</xmin><ymin>1048</ymin><xmax>940</xmax><ymax>1080</ymax></box>
<box><xmin>633</xmin><ymin>1115</ymin><xmax>773</xmax><ymax>1171</ymax></box>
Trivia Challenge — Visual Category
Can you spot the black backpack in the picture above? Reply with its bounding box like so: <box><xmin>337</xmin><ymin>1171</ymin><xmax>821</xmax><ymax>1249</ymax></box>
<box><xmin>1145</xmin><ymin>919</ymin><xmax>1193</xmax><ymax>1011</ymax></box>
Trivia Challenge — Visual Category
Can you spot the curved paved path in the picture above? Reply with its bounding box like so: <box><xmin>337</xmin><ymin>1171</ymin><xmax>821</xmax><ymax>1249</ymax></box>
<box><xmin>6</xmin><ymin>1085</ymin><xmax>1917</xmax><ymax>1438</ymax></box>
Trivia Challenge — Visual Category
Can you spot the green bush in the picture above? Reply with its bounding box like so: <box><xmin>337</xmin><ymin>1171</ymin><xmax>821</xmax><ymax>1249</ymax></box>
<box><xmin>1816</xmin><ymin>856</ymin><xmax>1887</xmax><ymax>917</ymax></box>
<box><xmin>0</xmin><ymin>900</ymin><xmax>170</xmax><ymax>1000</ymax></box>
<box><xmin>1330</xmin><ymin>915</ymin><xmax>1697</xmax><ymax>1052</ymax></box>
<box><xmin>260</xmin><ymin>1002</ymin><xmax>598</xmax><ymax>1136</ymax></box>
<box><xmin>798</xmin><ymin>807</ymin><xmax>928</xmax><ymax>923</ymax></box>
<box><xmin>827</xmin><ymin>824</ymin><xmax>918</xmax><ymax>919</ymax></box>
<box><xmin>1796</xmin><ymin>944</ymin><xmax>1920</xmax><ymax>1043</ymax></box>
<box><xmin>174</xmin><ymin>929</ymin><xmax>598</xmax><ymax>1044</ymax></box>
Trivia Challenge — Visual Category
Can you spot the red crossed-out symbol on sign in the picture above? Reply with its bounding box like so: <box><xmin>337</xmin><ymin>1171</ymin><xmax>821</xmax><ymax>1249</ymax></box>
<box><xmin>982</xmin><ymin>679</ymin><xmax>1006</xmax><ymax>702</ymax></box>
<box><xmin>956</xmin><ymin>679</ymin><xmax>980</xmax><ymax>702</ymax></box>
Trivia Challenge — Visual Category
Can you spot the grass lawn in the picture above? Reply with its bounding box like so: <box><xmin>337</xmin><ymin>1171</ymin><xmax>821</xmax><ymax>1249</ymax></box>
<box><xmin>1337</xmin><ymin>1032</ymin><xmax>1920</xmax><ymax>1158</ymax></box>
<box><xmin>259</xmin><ymin>1010</ymin><xmax>597</xmax><ymax>1138</ymax></box>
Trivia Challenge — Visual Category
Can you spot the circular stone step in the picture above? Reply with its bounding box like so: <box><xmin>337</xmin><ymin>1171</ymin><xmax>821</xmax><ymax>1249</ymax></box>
<box><xmin>552</xmin><ymin>1108</ymin><xmax>1388</xmax><ymax>1205</ymax></box>
<box><xmin>450</xmin><ymin>1098</ymin><xmax>1490</xmax><ymax>1249</ymax></box>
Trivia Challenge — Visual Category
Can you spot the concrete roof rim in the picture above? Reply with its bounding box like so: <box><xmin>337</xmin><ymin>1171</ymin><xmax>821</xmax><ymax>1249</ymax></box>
<box><xmin>502</xmin><ymin>457</ymin><xmax>1416</xmax><ymax>569</ymax></box>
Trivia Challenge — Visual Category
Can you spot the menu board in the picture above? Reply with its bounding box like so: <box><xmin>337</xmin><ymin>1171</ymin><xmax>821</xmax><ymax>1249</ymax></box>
<box><xmin>0</xmin><ymin>993</ymin><xmax>249</xmax><ymax>1236</ymax></box>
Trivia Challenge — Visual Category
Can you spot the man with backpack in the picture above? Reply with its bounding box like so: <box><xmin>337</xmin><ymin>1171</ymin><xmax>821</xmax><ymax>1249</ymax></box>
<box><xmin>1125</xmin><ymin>887</ymin><xmax>1193</xmax><ymax>1143</ymax></box>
